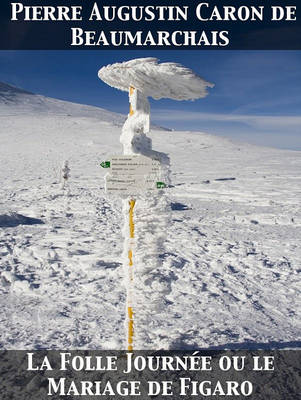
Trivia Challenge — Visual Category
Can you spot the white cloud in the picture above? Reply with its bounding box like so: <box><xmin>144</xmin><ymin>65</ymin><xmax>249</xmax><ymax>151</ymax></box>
<box><xmin>153</xmin><ymin>110</ymin><xmax>301</xmax><ymax>132</ymax></box>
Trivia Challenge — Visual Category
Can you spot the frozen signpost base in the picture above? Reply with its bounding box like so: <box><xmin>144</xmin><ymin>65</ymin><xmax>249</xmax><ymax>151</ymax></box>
<box><xmin>98</xmin><ymin>58</ymin><xmax>214</xmax><ymax>350</ymax></box>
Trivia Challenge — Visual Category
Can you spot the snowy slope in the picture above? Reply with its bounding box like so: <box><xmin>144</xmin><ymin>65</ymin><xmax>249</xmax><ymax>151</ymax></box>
<box><xmin>0</xmin><ymin>83</ymin><xmax>300</xmax><ymax>350</ymax></box>
<box><xmin>0</xmin><ymin>81</ymin><xmax>126</xmax><ymax>125</ymax></box>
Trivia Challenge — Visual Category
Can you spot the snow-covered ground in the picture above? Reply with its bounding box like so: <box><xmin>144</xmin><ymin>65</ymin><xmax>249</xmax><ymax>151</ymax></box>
<box><xmin>0</xmin><ymin>83</ymin><xmax>300</xmax><ymax>349</ymax></box>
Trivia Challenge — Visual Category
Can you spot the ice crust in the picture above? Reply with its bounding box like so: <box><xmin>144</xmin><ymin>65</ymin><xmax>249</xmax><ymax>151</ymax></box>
<box><xmin>98</xmin><ymin>58</ymin><xmax>214</xmax><ymax>100</ymax></box>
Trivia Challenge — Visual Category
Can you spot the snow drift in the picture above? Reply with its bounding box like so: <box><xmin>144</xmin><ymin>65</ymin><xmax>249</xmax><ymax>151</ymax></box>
<box><xmin>98</xmin><ymin>58</ymin><xmax>214</xmax><ymax>100</ymax></box>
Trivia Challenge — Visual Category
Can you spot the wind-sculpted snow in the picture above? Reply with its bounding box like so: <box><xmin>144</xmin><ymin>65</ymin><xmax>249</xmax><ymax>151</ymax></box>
<box><xmin>0</xmin><ymin>89</ymin><xmax>300</xmax><ymax>350</ymax></box>
<box><xmin>98</xmin><ymin>58</ymin><xmax>214</xmax><ymax>100</ymax></box>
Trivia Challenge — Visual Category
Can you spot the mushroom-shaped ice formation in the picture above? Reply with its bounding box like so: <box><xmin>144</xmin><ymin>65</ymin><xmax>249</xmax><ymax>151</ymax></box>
<box><xmin>98</xmin><ymin>58</ymin><xmax>214</xmax><ymax>101</ymax></box>
<box><xmin>98</xmin><ymin>57</ymin><xmax>214</xmax><ymax>157</ymax></box>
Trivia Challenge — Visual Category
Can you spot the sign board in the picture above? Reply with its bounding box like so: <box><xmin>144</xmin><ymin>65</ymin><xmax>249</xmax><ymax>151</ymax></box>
<box><xmin>110</xmin><ymin>155</ymin><xmax>160</xmax><ymax>175</ymax></box>
<box><xmin>101</xmin><ymin>155</ymin><xmax>165</xmax><ymax>195</ymax></box>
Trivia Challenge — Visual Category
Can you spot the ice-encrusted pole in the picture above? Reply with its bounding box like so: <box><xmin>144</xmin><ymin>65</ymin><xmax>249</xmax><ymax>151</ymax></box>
<box><xmin>126</xmin><ymin>87</ymin><xmax>136</xmax><ymax>351</ymax></box>
<box><xmin>123</xmin><ymin>85</ymin><xmax>151</xmax><ymax>350</ymax></box>
<box><xmin>98</xmin><ymin>58</ymin><xmax>214</xmax><ymax>350</ymax></box>
<box><xmin>122</xmin><ymin>85</ymin><xmax>152</xmax><ymax>350</ymax></box>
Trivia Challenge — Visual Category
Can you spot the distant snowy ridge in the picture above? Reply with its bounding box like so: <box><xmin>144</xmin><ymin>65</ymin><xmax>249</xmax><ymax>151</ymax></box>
<box><xmin>0</xmin><ymin>82</ymin><xmax>34</xmax><ymax>98</ymax></box>
<box><xmin>0</xmin><ymin>81</ymin><xmax>125</xmax><ymax>125</ymax></box>
<box><xmin>0</xmin><ymin>81</ymin><xmax>169</xmax><ymax>131</ymax></box>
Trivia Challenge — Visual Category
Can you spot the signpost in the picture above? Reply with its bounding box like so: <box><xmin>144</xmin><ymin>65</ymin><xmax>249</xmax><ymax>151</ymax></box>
<box><xmin>98</xmin><ymin>58</ymin><xmax>213</xmax><ymax>350</ymax></box>
<box><xmin>100</xmin><ymin>89</ymin><xmax>159</xmax><ymax>350</ymax></box>
<box><xmin>101</xmin><ymin>155</ymin><xmax>162</xmax><ymax>195</ymax></box>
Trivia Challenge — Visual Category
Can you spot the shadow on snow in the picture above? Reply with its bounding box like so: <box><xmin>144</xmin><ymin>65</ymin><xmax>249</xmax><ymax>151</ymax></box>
<box><xmin>0</xmin><ymin>213</ymin><xmax>44</xmax><ymax>228</ymax></box>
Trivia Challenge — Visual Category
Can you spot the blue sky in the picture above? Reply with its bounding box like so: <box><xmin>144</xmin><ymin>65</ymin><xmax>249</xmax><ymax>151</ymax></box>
<box><xmin>0</xmin><ymin>50</ymin><xmax>300</xmax><ymax>150</ymax></box>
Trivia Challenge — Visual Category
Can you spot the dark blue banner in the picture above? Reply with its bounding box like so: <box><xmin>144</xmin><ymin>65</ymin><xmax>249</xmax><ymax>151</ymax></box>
<box><xmin>0</xmin><ymin>0</ymin><xmax>301</xmax><ymax>49</ymax></box>
<box><xmin>0</xmin><ymin>350</ymin><xmax>300</xmax><ymax>399</ymax></box>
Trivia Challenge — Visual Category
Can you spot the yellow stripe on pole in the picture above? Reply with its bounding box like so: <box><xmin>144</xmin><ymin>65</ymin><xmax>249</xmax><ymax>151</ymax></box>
<box><xmin>128</xmin><ymin>249</ymin><xmax>133</xmax><ymax>267</ymax></box>
<box><xmin>129</xmin><ymin>86</ymin><xmax>135</xmax><ymax>116</ymax></box>
<box><xmin>129</xmin><ymin>199</ymin><xmax>135</xmax><ymax>238</ymax></box>
<box><xmin>127</xmin><ymin>306</ymin><xmax>134</xmax><ymax>351</ymax></box>
<box><xmin>127</xmin><ymin>199</ymin><xmax>136</xmax><ymax>350</ymax></box>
